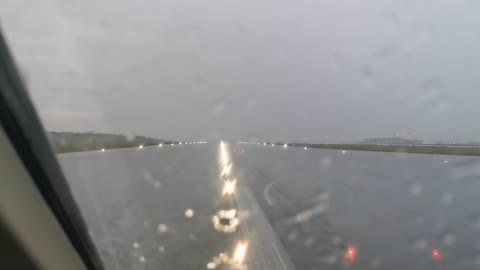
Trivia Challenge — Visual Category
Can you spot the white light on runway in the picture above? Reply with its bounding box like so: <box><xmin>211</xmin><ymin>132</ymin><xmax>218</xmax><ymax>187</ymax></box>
<box><xmin>157</xmin><ymin>224</ymin><xmax>168</xmax><ymax>233</ymax></box>
<box><xmin>158</xmin><ymin>143</ymin><xmax>163</xmax><ymax>147</ymax></box>
<box><xmin>304</xmin><ymin>147</ymin><xmax>307</xmax><ymax>150</ymax></box>
<box><xmin>222</xmin><ymin>179</ymin><xmax>237</xmax><ymax>195</ymax></box>
<box><xmin>212</xmin><ymin>209</ymin><xmax>240</xmax><ymax>233</ymax></box>
<box><xmin>221</xmin><ymin>163</ymin><xmax>232</xmax><ymax>177</ymax></box>
<box><xmin>101</xmin><ymin>148</ymin><xmax>105</xmax><ymax>152</ymax></box>
<box><xmin>232</xmin><ymin>241</ymin><xmax>248</xmax><ymax>264</ymax></box>
<box><xmin>206</xmin><ymin>241</ymin><xmax>248</xmax><ymax>269</ymax></box>
<box><xmin>185</xmin><ymin>209</ymin><xmax>195</xmax><ymax>218</ymax></box>
<box><xmin>139</xmin><ymin>145</ymin><xmax>143</xmax><ymax>149</ymax></box>
<box><xmin>284</xmin><ymin>144</ymin><xmax>288</xmax><ymax>148</ymax></box>
<box><xmin>219</xmin><ymin>142</ymin><xmax>231</xmax><ymax>165</ymax></box>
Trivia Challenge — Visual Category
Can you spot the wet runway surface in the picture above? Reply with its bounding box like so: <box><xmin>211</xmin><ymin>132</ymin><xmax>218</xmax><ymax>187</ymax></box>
<box><xmin>59</xmin><ymin>142</ymin><xmax>480</xmax><ymax>270</ymax></box>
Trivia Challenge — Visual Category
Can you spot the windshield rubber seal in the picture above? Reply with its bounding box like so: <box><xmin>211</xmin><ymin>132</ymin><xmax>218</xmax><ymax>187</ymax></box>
<box><xmin>0</xmin><ymin>31</ymin><xmax>105</xmax><ymax>270</ymax></box>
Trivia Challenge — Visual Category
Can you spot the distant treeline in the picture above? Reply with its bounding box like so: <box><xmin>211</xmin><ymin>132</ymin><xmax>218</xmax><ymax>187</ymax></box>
<box><xmin>359</xmin><ymin>137</ymin><xmax>423</xmax><ymax>145</ymax></box>
<box><xmin>358</xmin><ymin>137</ymin><xmax>480</xmax><ymax>147</ymax></box>
<box><xmin>49</xmin><ymin>132</ymin><xmax>174</xmax><ymax>153</ymax></box>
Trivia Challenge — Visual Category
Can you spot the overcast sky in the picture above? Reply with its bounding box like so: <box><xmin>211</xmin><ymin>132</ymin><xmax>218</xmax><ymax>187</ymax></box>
<box><xmin>1</xmin><ymin>0</ymin><xmax>480</xmax><ymax>142</ymax></box>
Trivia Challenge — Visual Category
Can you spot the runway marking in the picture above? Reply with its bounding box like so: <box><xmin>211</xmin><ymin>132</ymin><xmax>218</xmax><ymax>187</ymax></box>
<box><xmin>263</xmin><ymin>179</ymin><xmax>283</xmax><ymax>206</ymax></box>
<box><xmin>236</xmin><ymin>187</ymin><xmax>296</xmax><ymax>270</ymax></box>
<box><xmin>272</xmin><ymin>243</ymin><xmax>289</xmax><ymax>270</ymax></box>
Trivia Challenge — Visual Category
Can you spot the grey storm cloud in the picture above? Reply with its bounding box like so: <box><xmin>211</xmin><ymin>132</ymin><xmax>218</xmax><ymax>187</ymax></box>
<box><xmin>1</xmin><ymin>0</ymin><xmax>480</xmax><ymax>142</ymax></box>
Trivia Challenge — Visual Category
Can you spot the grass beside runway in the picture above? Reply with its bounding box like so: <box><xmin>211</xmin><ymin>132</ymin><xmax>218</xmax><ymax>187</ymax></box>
<box><xmin>286</xmin><ymin>143</ymin><xmax>480</xmax><ymax>156</ymax></box>
<box><xmin>53</xmin><ymin>141</ymin><xmax>177</xmax><ymax>153</ymax></box>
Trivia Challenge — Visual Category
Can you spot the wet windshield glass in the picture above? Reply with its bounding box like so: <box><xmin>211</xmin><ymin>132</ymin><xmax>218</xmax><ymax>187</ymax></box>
<box><xmin>2</xmin><ymin>0</ymin><xmax>480</xmax><ymax>269</ymax></box>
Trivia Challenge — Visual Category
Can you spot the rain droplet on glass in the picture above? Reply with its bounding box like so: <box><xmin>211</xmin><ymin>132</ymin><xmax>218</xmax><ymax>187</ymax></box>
<box><xmin>473</xmin><ymin>217</ymin><xmax>480</xmax><ymax>230</ymax></box>
<box><xmin>413</xmin><ymin>239</ymin><xmax>428</xmax><ymax>250</ymax></box>
<box><xmin>410</xmin><ymin>183</ymin><xmax>423</xmax><ymax>196</ymax></box>
<box><xmin>441</xmin><ymin>191</ymin><xmax>454</xmax><ymax>205</ymax></box>
<box><xmin>304</xmin><ymin>237</ymin><xmax>315</xmax><ymax>246</ymax></box>
<box><xmin>143</xmin><ymin>221</ymin><xmax>151</xmax><ymax>228</ymax></box>
<box><xmin>417</xmin><ymin>79</ymin><xmax>450</xmax><ymax>113</ymax></box>
<box><xmin>125</xmin><ymin>131</ymin><xmax>135</xmax><ymax>142</ymax></box>
<box><xmin>211</xmin><ymin>99</ymin><xmax>228</xmax><ymax>116</ymax></box>
<box><xmin>319</xmin><ymin>157</ymin><xmax>332</xmax><ymax>169</ymax></box>
<box><xmin>433</xmin><ymin>221</ymin><xmax>445</xmax><ymax>234</ymax></box>
<box><xmin>332</xmin><ymin>235</ymin><xmax>343</xmax><ymax>246</ymax></box>
<box><xmin>382</xmin><ymin>11</ymin><xmax>399</xmax><ymax>33</ymax></box>
<box><xmin>325</xmin><ymin>254</ymin><xmax>337</xmax><ymax>264</ymax></box>
<box><xmin>443</xmin><ymin>234</ymin><xmax>456</xmax><ymax>246</ymax></box>
<box><xmin>319</xmin><ymin>192</ymin><xmax>331</xmax><ymax>202</ymax></box>
<box><xmin>143</xmin><ymin>171</ymin><xmax>153</xmax><ymax>181</ymax></box>
<box><xmin>153</xmin><ymin>180</ymin><xmax>162</xmax><ymax>189</ymax></box>
<box><xmin>185</xmin><ymin>208</ymin><xmax>195</xmax><ymax>218</ymax></box>
<box><xmin>245</xmin><ymin>99</ymin><xmax>258</xmax><ymax>112</ymax></box>
<box><xmin>360</xmin><ymin>65</ymin><xmax>374</xmax><ymax>89</ymax></box>
<box><xmin>287</xmin><ymin>230</ymin><xmax>298</xmax><ymax>242</ymax></box>
<box><xmin>157</xmin><ymin>224</ymin><xmax>168</xmax><ymax>233</ymax></box>
<box><xmin>370</xmin><ymin>258</ymin><xmax>382</xmax><ymax>268</ymax></box>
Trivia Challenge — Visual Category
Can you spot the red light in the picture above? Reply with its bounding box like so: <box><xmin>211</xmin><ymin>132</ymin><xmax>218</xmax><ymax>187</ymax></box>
<box><xmin>344</xmin><ymin>244</ymin><xmax>358</xmax><ymax>263</ymax></box>
<box><xmin>432</xmin><ymin>249</ymin><xmax>442</xmax><ymax>260</ymax></box>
